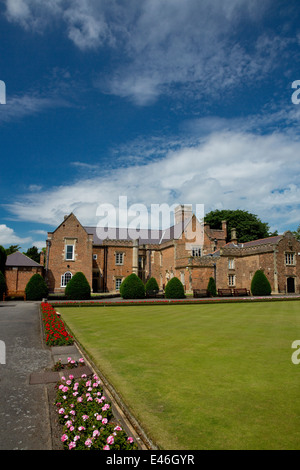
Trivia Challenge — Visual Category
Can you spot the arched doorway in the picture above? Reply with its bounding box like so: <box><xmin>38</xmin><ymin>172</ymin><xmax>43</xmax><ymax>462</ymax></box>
<box><xmin>287</xmin><ymin>277</ymin><xmax>295</xmax><ymax>293</ymax></box>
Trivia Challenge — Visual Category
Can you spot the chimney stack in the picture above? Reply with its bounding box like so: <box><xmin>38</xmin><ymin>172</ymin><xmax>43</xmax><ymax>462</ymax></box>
<box><xmin>231</xmin><ymin>228</ymin><xmax>237</xmax><ymax>245</ymax></box>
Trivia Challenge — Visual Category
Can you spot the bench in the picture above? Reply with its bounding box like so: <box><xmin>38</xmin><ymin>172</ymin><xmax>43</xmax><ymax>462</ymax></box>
<box><xmin>233</xmin><ymin>288</ymin><xmax>250</xmax><ymax>297</ymax></box>
<box><xmin>193</xmin><ymin>289</ymin><xmax>210</xmax><ymax>298</ymax></box>
<box><xmin>218</xmin><ymin>288</ymin><xmax>233</xmax><ymax>297</ymax></box>
<box><xmin>146</xmin><ymin>289</ymin><xmax>159</xmax><ymax>298</ymax></box>
<box><xmin>3</xmin><ymin>291</ymin><xmax>26</xmax><ymax>301</ymax></box>
<box><xmin>145</xmin><ymin>289</ymin><xmax>165</xmax><ymax>298</ymax></box>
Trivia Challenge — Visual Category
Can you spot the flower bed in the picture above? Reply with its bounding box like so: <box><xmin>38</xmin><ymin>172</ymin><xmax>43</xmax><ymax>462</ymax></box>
<box><xmin>55</xmin><ymin>370</ymin><xmax>138</xmax><ymax>450</ymax></box>
<box><xmin>41</xmin><ymin>302</ymin><xmax>74</xmax><ymax>346</ymax></box>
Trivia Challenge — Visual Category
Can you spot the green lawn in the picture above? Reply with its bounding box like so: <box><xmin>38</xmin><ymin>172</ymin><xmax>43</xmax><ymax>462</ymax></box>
<box><xmin>58</xmin><ymin>301</ymin><xmax>300</xmax><ymax>450</ymax></box>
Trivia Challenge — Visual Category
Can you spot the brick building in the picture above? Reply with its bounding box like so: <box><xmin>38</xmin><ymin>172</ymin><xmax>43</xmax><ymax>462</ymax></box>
<box><xmin>45</xmin><ymin>207</ymin><xmax>300</xmax><ymax>295</ymax></box>
<box><xmin>5</xmin><ymin>251</ymin><xmax>44</xmax><ymax>293</ymax></box>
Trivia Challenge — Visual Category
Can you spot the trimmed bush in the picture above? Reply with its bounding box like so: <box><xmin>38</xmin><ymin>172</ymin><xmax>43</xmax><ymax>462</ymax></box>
<box><xmin>0</xmin><ymin>270</ymin><xmax>6</xmax><ymax>297</ymax></box>
<box><xmin>120</xmin><ymin>273</ymin><xmax>145</xmax><ymax>299</ymax></box>
<box><xmin>65</xmin><ymin>272</ymin><xmax>91</xmax><ymax>300</ymax></box>
<box><xmin>207</xmin><ymin>277</ymin><xmax>217</xmax><ymax>297</ymax></box>
<box><xmin>25</xmin><ymin>273</ymin><xmax>48</xmax><ymax>300</ymax></box>
<box><xmin>145</xmin><ymin>276</ymin><xmax>159</xmax><ymax>293</ymax></box>
<box><xmin>165</xmin><ymin>277</ymin><xmax>185</xmax><ymax>299</ymax></box>
<box><xmin>251</xmin><ymin>269</ymin><xmax>272</xmax><ymax>296</ymax></box>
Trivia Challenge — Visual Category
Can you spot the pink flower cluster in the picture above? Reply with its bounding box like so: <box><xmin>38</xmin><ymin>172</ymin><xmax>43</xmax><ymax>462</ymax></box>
<box><xmin>55</xmin><ymin>363</ymin><xmax>137</xmax><ymax>451</ymax></box>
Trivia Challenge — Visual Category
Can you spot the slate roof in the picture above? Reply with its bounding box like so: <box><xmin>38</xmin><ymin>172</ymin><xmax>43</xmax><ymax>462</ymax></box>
<box><xmin>6</xmin><ymin>251</ymin><xmax>42</xmax><ymax>267</ymax></box>
<box><xmin>84</xmin><ymin>217</ymin><xmax>192</xmax><ymax>245</ymax></box>
<box><xmin>211</xmin><ymin>234</ymin><xmax>283</xmax><ymax>256</ymax></box>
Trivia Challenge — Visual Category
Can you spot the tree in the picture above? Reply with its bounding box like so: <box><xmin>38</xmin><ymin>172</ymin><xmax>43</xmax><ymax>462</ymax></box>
<box><xmin>65</xmin><ymin>272</ymin><xmax>91</xmax><ymax>300</ymax></box>
<box><xmin>207</xmin><ymin>277</ymin><xmax>217</xmax><ymax>297</ymax></box>
<box><xmin>0</xmin><ymin>245</ymin><xmax>7</xmax><ymax>274</ymax></box>
<box><xmin>165</xmin><ymin>277</ymin><xmax>185</xmax><ymax>299</ymax></box>
<box><xmin>292</xmin><ymin>225</ymin><xmax>300</xmax><ymax>241</ymax></box>
<box><xmin>0</xmin><ymin>270</ymin><xmax>6</xmax><ymax>297</ymax></box>
<box><xmin>25</xmin><ymin>273</ymin><xmax>48</xmax><ymax>300</ymax></box>
<box><xmin>120</xmin><ymin>273</ymin><xmax>145</xmax><ymax>299</ymax></box>
<box><xmin>250</xmin><ymin>270</ymin><xmax>271</xmax><ymax>296</ymax></box>
<box><xmin>5</xmin><ymin>245</ymin><xmax>21</xmax><ymax>255</ymax></box>
<box><xmin>24</xmin><ymin>246</ymin><xmax>40</xmax><ymax>264</ymax></box>
<box><xmin>204</xmin><ymin>209</ymin><xmax>271</xmax><ymax>243</ymax></box>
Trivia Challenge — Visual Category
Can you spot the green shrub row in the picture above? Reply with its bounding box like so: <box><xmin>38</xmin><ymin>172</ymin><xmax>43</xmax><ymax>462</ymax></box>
<box><xmin>1</xmin><ymin>268</ymin><xmax>272</xmax><ymax>301</ymax></box>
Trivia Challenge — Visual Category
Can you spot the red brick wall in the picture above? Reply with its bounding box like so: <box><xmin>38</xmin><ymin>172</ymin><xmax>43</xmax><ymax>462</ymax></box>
<box><xmin>5</xmin><ymin>267</ymin><xmax>43</xmax><ymax>292</ymax></box>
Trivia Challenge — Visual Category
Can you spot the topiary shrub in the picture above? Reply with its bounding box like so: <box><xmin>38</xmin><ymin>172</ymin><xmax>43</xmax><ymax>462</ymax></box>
<box><xmin>207</xmin><ymin>277</ymin><xmax>217</xmax><ymax>297</ymax></box>
<box><xmin>165</xmin><ymin>277</ymin><xmax>185</xmax><ymax>299</ymax></box>
<box><xmin>0</xmin><ymin>270</ymin><xmax>6</xmax><ymax>297</ymax></box>
<box><xmin>65</xmin><ymin>272</ymin><xmax>91</xmax><ymax>300</ymax></box>
<box><xmin>251</xmin><ymin>269</ymin><xmax>272</xmax><ymax>296</ymax></box>
<box><xmin>145</xmin><ymin>276</ymin><xmax>159</xmax><ymax>294</ymax></box>
<box><xmin>119</xmin><ymin>273</ymin><xmax>145</xmax><ymax>299</ymax></box>
<box><xmin>25</xmin><ymin>273</ymin><xmax>48</xmax><ymax>300</ymax></box>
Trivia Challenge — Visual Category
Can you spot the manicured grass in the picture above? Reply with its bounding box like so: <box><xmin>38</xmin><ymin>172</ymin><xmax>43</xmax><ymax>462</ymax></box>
<box><xmin>58</xmin><ymin>301</ymin><xmax>300</xmax><ymax>450</ymax></box>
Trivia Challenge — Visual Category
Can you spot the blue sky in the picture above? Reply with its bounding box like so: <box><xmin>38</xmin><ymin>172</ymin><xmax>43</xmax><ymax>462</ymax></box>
<box><xmin>0</xmin><ymin>0</ymin><xmax>300</xmax><ymax>251</ymax></box>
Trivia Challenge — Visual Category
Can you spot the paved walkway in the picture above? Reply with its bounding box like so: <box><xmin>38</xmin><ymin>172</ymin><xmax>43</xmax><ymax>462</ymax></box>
<box><xmin>0</xmin><ymin>301</ymin><xmax>52</xmax><ymax>450</ymax></box>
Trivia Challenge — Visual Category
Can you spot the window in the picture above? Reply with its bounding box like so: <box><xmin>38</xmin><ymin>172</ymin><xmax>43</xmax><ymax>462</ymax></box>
<box><xmin>65</xmin><ymin>245</ymin><xmax>74</xmax><ymax>261</ymax></box>
<box><xmin>228</xmin><ymin>258</ymin><xmax>235</xmax><ymax>269</ymax></box>
<box><xmin>93</xmin><ymin>254</ymin><xmax>98</xmax><ymax>260</ymax></box>
<box><xmin>61</xmin><ymin>271</ymin><xmax>72</xmax><ymax>287</ymax></box>
<box><xmin>228</xmin><ymin>274</ymin><xmax>235</xmax><ymax>287</ymax></box>
<box><xmin>115</xmin><ymin>278</ymin><xmax>122</xmax><ymax>290</ymax></box>
<box><xmin>285</xmin><ymin>252</ymin><xmax>295</xmax><ymax>265</ymax></box>
<box><xmin>115</xmin><ymin>252</ymin><xmax>124</xmax><ymax>265</ymax></box>
<box><xmin>191</xmin><ymin>247</ymin><xmax>201</xmax><ymax>257</ymax></box>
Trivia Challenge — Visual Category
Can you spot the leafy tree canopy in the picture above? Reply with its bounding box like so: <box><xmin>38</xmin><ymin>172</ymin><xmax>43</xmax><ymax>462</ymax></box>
<box><xmin>292</xmin><ymin>225</ymin><xmax>300</xmax><ymax>241</ymax></box>
<box><xmin>204</xmin><ymin>209</ymin><xmax>272</xmax><ymax>243</ymax></box>
<box><xmin>5</xmin><ymin>245</ymin><xmax>21</xmax><ymax>255</ymax></box>
<box><xmin>23</xmin><ymin>246</ymin><xmax>40</xmax><ymax>264</ymax></box>
<box><xmin>0</xmin><ymin>245</ymin><xmax>7</xmax><ymax>274</ymax></box>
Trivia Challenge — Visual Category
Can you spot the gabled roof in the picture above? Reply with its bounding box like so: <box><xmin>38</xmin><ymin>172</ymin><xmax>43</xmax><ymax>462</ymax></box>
<box><xmin>6</xmin><ymin>251</ymin><xmax>42</xmax><ymax>267</ymax></box>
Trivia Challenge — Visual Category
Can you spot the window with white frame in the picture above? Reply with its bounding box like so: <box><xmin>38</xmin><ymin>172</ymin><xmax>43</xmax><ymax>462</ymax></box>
<box><xmin>65</xmin><ymin>244</ymin><xmax>74</xmax><ymax>261</ymax></box>
<box><xmin>228</xmin><ymin>258</ymin><xmax>235</xmax><ymax>269</ymax></box>
<box><xmin>115</xmin><ymin>252</ymin><xmax>124</xmax><ymax>265</ymax></box>
<box><xmin>61</xmin><ymin>271</ymin><xmax>72</xmax><ymax>287</ymax></box>
<box><xmin>228</xmin><ymin>274</ymin><xmax>235</xmax><ymax>287</ymax></box>
<box><xmin>93</xmin><ymin>254</ymin><xmax>98</xmax><ymax>260</ymax></box>
<box><xmin>285</xmin><ymin>252</ymin><xmax>295</xmax><ymax>265</ymax></box>
<box><xmin>115</xmin><ymin>278</ymin><xmax>122</xmax><ymax>290</ymax></box>
<box><xmin>191</xmin><ymin>247</ymin><xmax>201</xmax><ymax>257</ymax></box>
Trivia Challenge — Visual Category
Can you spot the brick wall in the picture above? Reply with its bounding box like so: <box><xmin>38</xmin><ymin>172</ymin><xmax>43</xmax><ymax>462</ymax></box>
<box><xmin>5</xmin><ymin>267</ymin><xmax>43</xmax><ymax>292</ymax></box>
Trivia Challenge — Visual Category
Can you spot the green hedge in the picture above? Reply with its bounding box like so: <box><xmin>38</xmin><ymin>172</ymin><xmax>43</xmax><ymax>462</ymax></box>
<box><xmin>65</xmin><ymin>272</ymin><xmax>91</xmax><ymax>300</ymax></box>
<box><xmin>207</xmin><ymin>277</ymin><xmax>217</xmax><ymax>297</ymax></box>
<box><xmin>165</xmin><ymin>277</ymin><xmax>185</xmax><ymax>299</ymax></box>
<box><xmin>251</xmin><ymin>270</ymin><xmax>272</xmax><ymax>296</ymax></box>
<box><xmin>25</xmin><ymin>273</ymin><xmax>48</xmax><ymax>300</ymax></box>
<box><xmin>120</xmin><ymin>273</ymin><xmax>145</xmax><ymax>299</ymax></box>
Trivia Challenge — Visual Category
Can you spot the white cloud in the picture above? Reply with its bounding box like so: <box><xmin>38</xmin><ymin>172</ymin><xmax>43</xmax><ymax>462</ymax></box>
<box><xmin>0</xmin><ymin>224</ymin><xmax>32</xmax><ymax>247</ymax></box>
<box><xmin>5</xmin><ymin>129</ymin><xmax>300</xmax><ymax>233</ymax></box>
